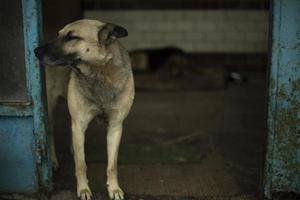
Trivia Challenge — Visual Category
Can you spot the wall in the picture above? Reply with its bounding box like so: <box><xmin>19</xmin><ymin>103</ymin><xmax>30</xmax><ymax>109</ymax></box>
<box><xmin>84</xmin><ymin>10</ymin><xmax>269</xmax><ymax>53</ymax></box>
<box><xmin>43</xmin><ymin>0</ymin><xmax>82</xmax><ymax>40</ymax></box>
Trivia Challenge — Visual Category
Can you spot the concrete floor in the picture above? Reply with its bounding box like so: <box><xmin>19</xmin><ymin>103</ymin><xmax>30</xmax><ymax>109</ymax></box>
<box><xmin>51</xmin><ymin>72</ymin><xmax>267</xmax><ymax>200</ymax></box>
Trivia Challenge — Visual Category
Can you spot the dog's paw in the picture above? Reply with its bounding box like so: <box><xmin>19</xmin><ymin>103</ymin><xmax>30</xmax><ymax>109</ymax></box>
<box><xmin>108</xmin><ymin>186</ymin><xmax>124</xmax><ymax>200</ymax></box>
<box><xmin>78</xmin><ymin>188</ymin><xmax>92</xmax><ymax>200</ymax></box>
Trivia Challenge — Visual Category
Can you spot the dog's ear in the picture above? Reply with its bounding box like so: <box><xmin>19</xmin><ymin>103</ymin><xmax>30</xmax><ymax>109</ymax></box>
<box><xmin>98</xmin><ymin>23</ymin><xmax>128</xmax><ymax>45</ymax></box>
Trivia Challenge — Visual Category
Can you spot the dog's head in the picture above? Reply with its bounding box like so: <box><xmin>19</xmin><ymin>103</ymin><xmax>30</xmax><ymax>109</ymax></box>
<box><xmin>34</xmin><ymin>19</ymin><xmax>128</xmax><ymax>66</ymax></box>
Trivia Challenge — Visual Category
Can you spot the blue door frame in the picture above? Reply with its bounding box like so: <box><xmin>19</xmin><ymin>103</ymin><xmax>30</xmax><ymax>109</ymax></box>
<box><xmin>0</xmin><ymin>0</ymin><xmax>299</xmax><ymax>198</ymax></box>
<box><xmin>264</xmin><ymin>0</ymin><xmax>300</xmax><ymax>198</ymax></box>
<box><xmin>0</xmin><ymin>0</ymin><xmax>52</xmax><ymax>193</ymax></box>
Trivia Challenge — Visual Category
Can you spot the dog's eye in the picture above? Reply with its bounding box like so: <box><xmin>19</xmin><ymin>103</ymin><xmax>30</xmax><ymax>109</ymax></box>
<box><xmin>64</xmin><ymin>31</ymin><xmax>82</xmax><ymax>41</ymax></box>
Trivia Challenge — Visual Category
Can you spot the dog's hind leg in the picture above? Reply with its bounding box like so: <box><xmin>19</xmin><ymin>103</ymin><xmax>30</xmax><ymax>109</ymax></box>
<box><xmin>47</xmin><ymin>93</ymin><xmax>60</xmax><ymax>170</ymax></box>
<box><xmin>49</xmin><ymin>132</ymin><xmax>59</xmax><ymax>169</ymax></box>
<box><xmin>106</xmin><ymin>119</ymin><xmax>124</xmax><ymax>200</ymax></box>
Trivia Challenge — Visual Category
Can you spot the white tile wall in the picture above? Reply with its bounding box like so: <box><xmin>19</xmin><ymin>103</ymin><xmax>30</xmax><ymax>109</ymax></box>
<box><xmin>84</xmin><ymin>10</ymin><xmax>269</xmax><ymax>53</ymax></box>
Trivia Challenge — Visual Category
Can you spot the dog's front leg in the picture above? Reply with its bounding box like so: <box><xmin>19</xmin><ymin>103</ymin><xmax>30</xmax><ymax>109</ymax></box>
<box><xmin>68</xmin><ymin>76</ymin><xmax>98</xmax><ymax>200</ymax></box>
<box><xmin>72</xmin><ymin>118</ymin><xmax>92</xmax><ymax>200</ymax></box>
<box><xmin>106</xmin><ymin>120</ymin><xmax>124</xmax><ymax>200</ymax></box>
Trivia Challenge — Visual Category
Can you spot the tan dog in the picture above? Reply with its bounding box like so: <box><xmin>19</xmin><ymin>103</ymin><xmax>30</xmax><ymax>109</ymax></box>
<box><xmin>34</xmin><ymin>19</ymin><xmax>134</xmax><ymax>200</ymax></box>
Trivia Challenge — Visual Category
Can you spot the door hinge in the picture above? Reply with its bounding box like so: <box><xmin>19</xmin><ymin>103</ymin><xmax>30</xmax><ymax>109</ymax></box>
<box><xmin>36</xmin><ymin>140</ymin><xmax>47</xmax><ymax>164</ymax></box>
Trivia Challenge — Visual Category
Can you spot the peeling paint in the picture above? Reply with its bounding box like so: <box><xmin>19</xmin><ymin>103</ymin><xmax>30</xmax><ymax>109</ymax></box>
<box><xmin>22</xmin><ymin>0</ymin><xmax>52</xmax><ymax>191</ymax></box>
<box><xmin>265</xmin><ymin>0</ymin><xmax>300</xmax><ymax>198</ymax></box>
<box><xmin>0</xmin><ymin>0</ymin><xmax>51</xmax><ymax>194</ymax></box>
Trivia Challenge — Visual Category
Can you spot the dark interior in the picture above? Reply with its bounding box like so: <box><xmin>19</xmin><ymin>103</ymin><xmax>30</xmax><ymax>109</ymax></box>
<box><xmin>43</xmin><ymin>1</ymin><xmax>269</xmax><ymax>199</ymax></box>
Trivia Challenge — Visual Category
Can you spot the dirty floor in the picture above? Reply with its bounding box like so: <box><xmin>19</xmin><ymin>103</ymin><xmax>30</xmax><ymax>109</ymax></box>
<box><xmin>51</xmin><ymin>72</ymin><xmax>267</xmax><ymax>200</ymax></box>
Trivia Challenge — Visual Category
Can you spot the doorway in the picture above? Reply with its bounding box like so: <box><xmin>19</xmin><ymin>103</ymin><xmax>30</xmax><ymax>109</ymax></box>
<box><xmin>43</xmin><ymin>1</ymin><xmax>269</xmax><ymax>199</ymax></box>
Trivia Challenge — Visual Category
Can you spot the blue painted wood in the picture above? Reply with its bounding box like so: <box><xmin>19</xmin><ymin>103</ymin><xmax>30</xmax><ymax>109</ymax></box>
<box><xmin>0</xmin><ymin>0</ymin><xmax>52</xmax><ymax>193</ymax></box>
<box><xmin>0</xmin><ymin>104</ymin><xmax>32</xmax><ymax>116</ymax></box>
<box><xmin>22</xmin><ymin>0</ymin><xmax>52</xmax><ymax>190</ymax></box>
<box><xmin>265</xmin><ymin>0</ymin><xmax>300</xmax><ymax>198</ymax></box>
<box><xmin>0</xmin><ymin>117</ymin><xmax>37</xmax><ymax>192</ymax></box>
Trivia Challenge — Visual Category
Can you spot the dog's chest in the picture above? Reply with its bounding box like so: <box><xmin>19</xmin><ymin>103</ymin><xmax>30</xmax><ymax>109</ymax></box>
<box><xmin>75</xmin><ymin>65</ymin><xmax>128</xmax><ymax>112</ymax></box>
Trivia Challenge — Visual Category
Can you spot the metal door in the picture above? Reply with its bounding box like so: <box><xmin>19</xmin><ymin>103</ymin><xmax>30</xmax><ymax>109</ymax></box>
<box><xmin>265</xmin><ymin>0</ymin><xmax>300</xmax><ymax>198</ymax></box>
<box><xmin>0</xmin><ymin>0</ymin><xmax>51</xmax><ymax>193</ymax></box>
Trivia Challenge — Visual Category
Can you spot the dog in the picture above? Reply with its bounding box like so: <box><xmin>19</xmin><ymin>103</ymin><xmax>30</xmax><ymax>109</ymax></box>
<box><xmin>34</xmin><ymin>19</ymin><xmax>134</xmax><ymax>200</ymax></box>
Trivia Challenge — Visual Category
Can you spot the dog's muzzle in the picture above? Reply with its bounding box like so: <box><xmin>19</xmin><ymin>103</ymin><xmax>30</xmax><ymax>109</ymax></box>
<box><xmin>34</xmin><ymin>44</ymin><xmax>80</xmax><ymax>66</ymax></box>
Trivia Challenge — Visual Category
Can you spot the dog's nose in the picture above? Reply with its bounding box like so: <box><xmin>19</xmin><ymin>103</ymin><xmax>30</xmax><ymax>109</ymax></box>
<box><xmin>34</xmin><ymin>47</ymin><xmax>43</xmax><ymax>58</ymax></box>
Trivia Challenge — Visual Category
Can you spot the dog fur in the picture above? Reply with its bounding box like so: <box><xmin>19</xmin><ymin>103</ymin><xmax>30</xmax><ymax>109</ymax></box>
<box><xmin>34</xmin><ymin>19</ymin><xmax>134</xmax><ymax>200</ymax></box>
